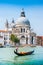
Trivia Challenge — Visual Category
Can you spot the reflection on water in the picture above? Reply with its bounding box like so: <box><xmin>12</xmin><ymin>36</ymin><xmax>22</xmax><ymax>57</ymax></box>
<box><xmin>0</xmin><ymin>46</ymin><xmax>43</xmax><ymax>65</ymax></box>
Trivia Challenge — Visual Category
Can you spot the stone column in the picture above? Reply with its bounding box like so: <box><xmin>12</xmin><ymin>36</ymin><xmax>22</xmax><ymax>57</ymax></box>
<box><xmin>26</xmin><ymin>36</ymin><xmax>28</xmax><ymax>44</ymax></box>
<box><xmin>28</xmin><ymin>34</ymin><xmax>31</xmax><ymax>44</ymax></box>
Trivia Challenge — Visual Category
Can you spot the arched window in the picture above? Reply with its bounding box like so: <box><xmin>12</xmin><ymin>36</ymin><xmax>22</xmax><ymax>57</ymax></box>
<box><xmin>21</xmin><ymin>28</ymin><xmax>25</xmax><ymax>33</ymax></box>
<box><xmin>24</xmin><ymin>29</ymin><xmax>25</xmax><ymax>32</ymax></box>
<box><xmin>21</xmin><ymin>36</ymin><xmax>25</xmax><ymax>38</ymax></box>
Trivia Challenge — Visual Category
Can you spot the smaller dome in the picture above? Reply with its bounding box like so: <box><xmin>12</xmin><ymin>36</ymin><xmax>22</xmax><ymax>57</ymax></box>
<box><xmin>11</xmin><ymin>19</ymin><xmax>15</xmax><ymax>28</ymax></box>
<box><xmin>12</xmin><ymin>18</ymin><xmax>15</xmax><ymax>23</ymax></box>
<box><xmin>5</xmin><ymin>19</ymin><xmax>9</xmax><ymax>28</ymax></box>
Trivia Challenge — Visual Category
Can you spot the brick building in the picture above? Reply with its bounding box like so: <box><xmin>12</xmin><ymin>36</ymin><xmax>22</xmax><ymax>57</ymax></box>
<box><xmin>37</xmin><ymin>36</ymin><xmax>43</xmax><ymax>46</ymax></box>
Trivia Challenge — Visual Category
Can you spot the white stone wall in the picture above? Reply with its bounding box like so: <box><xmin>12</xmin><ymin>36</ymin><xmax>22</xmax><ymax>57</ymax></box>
<box><xmin>5</xmin><ymin>23</ymin><xmax>36</xmax><ymax>45</ymax></box>
<box><xmin>27</xmin><ymin>29</ymin><xmax>31</xmax><ymax>44</ymax></box>
<box><xmin>0</xmin><ymin>32</ymin><xmax>4</xmax><ymax>46</ymax></box>
<box><xmin>33</xmin><ymin>36</ymin><xmax>37</xmax><ymax>44</ymax></box>
<box><xmin>0</xmin><ymin>39</ymin><xmax>4</xmax><ymax>46</ymax></box>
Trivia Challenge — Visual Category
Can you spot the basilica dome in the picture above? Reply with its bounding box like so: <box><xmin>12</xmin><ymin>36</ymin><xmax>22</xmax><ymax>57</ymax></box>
<box><xmin>15</xmin><ymin>9</ymin><xmax>30</xmax><ymax>27</ymax></box>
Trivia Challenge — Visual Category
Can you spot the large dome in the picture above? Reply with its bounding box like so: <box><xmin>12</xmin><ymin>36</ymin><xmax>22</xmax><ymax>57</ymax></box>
<box><xmin>15</xmin><ymin>9</ymin><xmax>30</xmax><ymax>27</ymax></box>
<box><xmin>15</xmin><ymin>17</ymin><xmax>30</xmax><ymax>26</ymax></box>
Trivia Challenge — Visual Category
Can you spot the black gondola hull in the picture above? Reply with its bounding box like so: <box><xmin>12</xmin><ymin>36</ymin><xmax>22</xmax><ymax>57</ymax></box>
<box><xmin>14</xmin><ymin>50</ymin><xmax>34</xmax><ymax>56</ymax></box>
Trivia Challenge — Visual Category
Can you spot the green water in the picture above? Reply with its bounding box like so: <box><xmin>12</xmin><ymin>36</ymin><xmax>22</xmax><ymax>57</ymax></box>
<box><xmin>0</xmin><ymin>46</ymin><xmax>43</xmax><ymax>65</ymax></box>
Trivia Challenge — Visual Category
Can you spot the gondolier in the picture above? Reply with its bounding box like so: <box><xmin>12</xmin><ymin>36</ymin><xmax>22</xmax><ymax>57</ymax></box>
<box><xmin>16</xmin><ymin>47</ymin><xmax>18</xmax><ymax>52</ymax></box>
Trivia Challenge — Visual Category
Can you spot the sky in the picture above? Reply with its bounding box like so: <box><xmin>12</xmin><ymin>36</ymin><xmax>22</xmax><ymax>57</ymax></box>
<box><xmin>0</xmin><ymin>0</ymin><xmax>43</xmax><ymax>36</ymax></box>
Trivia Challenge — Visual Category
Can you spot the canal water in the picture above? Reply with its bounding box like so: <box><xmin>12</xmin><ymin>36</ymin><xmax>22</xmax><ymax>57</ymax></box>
<box><xmin>0</xmin><ymin>46</ymin><xmax>43</xmax><ymax>65</ymax></box>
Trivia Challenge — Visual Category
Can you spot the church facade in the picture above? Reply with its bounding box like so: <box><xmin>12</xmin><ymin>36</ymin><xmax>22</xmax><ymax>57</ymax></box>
<box><xmin>5</xmin><ymin>9</ymin><xmax>36</xmax><ymax>45</ymax></box>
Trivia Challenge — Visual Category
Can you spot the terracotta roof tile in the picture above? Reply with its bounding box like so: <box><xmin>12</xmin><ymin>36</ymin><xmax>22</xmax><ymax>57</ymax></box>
<box><xmin>0</xmin><ymin>36</ymin><xmax>3</xmax><ymax>38</ymax></box>
<box><xmin>0</xmin><ymin>30</ymin><xmax>8</xmax><ymax>33</ymax></box>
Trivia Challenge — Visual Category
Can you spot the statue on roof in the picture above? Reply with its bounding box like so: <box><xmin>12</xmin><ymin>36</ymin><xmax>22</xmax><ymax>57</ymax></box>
<box><xmin>12</xmin><ymin>18</ymin><xmax>14</xmax><ymax>23</ymax></box>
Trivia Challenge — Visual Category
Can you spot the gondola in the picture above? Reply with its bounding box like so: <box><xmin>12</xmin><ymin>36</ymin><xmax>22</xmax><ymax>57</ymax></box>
<box><xmin>14</xmin><ymin>50</ymin><xmax>34</xmax><ymax>56</ymax></box>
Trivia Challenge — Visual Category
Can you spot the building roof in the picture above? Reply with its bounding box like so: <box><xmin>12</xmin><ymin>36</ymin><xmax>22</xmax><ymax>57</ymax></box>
<box><xmin>37</xmin><ymin>36</ymin><xmax>43</xmax><ymax>39</ymax></box>
<box><xmin>0</xmin><ymin>30</ymin><xmax>8</xmax><ymax>33</ymax></box>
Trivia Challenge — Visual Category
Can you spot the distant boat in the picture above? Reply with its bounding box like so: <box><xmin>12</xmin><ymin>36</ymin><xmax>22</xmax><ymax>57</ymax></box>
<box><xmin>0</xmin><ymin>44</ymin><xmax>3</xmax><ymax>48</ymax></box>
<box><xmin>14</xmin><ymin>50</ymin><xmax>34</xmax><ymax>56</ymax></box>
<box><xmin>30</xmin><ymin>45</ymin><xmax>36</xmax><ymax>47</ymax></box>
<box><xmin>0</xmin><ymin>46</ymin><xmax>3</xmax><ymax>48</ymax></box>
